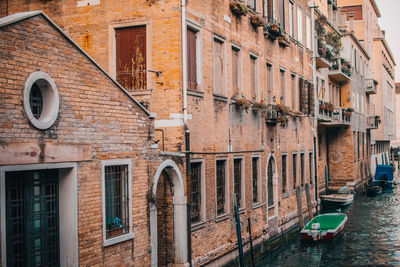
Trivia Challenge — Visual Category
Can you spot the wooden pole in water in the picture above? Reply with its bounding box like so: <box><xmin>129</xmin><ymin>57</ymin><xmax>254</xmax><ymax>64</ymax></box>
<box><xmin>247</xmin><ymin>216</ymin><xmax>255</xmax><ymax>267</ymax></box>
<box><xmin>296</xmin><ymin>186</ymin><xmax>304</xmax><ymax>229</ymax></box>
<box><xmin>234</xmin><ymin>194</ymin><xmax>244</xmax><ymax>267</ymax></box>
<box><xmin>305</xmin><ymin>183</ymin><xmax>314</xmax><ymax>219</ymax></box>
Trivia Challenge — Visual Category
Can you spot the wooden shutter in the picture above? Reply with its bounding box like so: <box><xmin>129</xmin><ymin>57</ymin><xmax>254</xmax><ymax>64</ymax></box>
<box><xmin>213</xmin><ymin>39</ymin><xmax>224</xmax><ymax>96</ymax></box>
<box><xmin>301</xmin><ymin>80</ymin><xmax>308</xmax><ymax>114</ymax></box>
<box><xmin>187</xmin><ymin>28</ymin><xmax>197</xmax><ymax>90</ymax></box>
<box><xmin>308</xmin><ymin>82</ymin><xmax>314</xmax><ymax>115</ymax></box>
<box><xmin>278</xmin><ymin>0</ymin><xmax>285</xmax><ymax>28</ymax></box>
<box><xmin>232</xmin><ymin>48</ymin><xmax>239</xmax><ymax>97</ymax></box>
<box><xmin>116</xmin><ymin>26</ymin><xmax>146</xmax><ymax>91</ymax></box>
<box><xmin>267</xmin><ymin>0</ymin><xmax>273</xmax><ymax>18</ymax></box>
<box><xmin>250</xmin><ymin>56</ymin><xmax>256</xmax><ymax>100</ymax></box>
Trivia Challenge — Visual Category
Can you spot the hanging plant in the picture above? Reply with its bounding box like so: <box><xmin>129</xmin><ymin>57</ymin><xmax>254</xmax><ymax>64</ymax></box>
<box><xmin>235</xmin><ymin>94</ymin><xmax>252</xmax><ymax>112</ymax></box>
<box><xmin>230</xmin><ymin>0</ymin><xmax>248</xmax><ymax>17</ymax></box>
<box><xmin>250</xmin><ymin>13</ymin><xmax>265</xmax><ymax>27</ymax></box>
<box><xmin>251</xmin><ymin>99</ymin><xmax>267</xmax><ymax>113</ymax></box>
<box><xmin>325</xmin><ymin>31</ymin><xmax>342</xmax><ymax>56</ymax></box>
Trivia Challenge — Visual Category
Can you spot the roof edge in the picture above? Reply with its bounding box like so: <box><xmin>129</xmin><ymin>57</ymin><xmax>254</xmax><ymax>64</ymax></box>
<box><xmin>0</xmin><ymin>11</ymin><xmax>152</xmax><ymax>117</ymax></box>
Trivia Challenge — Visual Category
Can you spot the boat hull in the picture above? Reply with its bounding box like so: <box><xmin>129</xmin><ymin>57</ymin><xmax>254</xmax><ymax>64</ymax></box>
<box><xmin>320</xmin><ymin>194</ymin><xmax>354</xmax><ymax>207</ymax></box>
<box><xmin>301</xmin><ymin>213</ymin><xmax>347</xmax><ymax>241</ymax></box>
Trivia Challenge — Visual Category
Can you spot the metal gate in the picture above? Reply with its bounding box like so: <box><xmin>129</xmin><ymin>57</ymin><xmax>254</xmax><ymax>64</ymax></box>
<box><xmin>6</xmin><ymin>169</ymin><xmax>59</xmax><ymax>267</ymax></box>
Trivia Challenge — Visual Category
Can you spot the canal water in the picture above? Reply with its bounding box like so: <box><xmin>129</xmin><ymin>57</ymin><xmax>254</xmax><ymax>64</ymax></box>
<box><xmin>255</xmin><ymin>187</ymin><xmax>400</xmax><ymax>266</ymax></box>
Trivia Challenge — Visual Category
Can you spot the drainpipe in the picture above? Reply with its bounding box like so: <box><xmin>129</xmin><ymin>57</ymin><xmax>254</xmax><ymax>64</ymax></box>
<box><xmin>311</xmin><ymin>0</ymin><xmax>319</xmax><ymax>210</ymax></box>
<box><xmin>181</xmin><ymin>0</ymin><xmax>192</xmax><ymax>266</ymax></box>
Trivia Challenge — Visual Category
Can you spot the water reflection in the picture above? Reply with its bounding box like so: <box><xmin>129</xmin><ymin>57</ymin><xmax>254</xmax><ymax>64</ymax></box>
<box><xmin>256</xmin><ymin>187</ymin><xmax>400</xmax><ymax>266</ymax></box>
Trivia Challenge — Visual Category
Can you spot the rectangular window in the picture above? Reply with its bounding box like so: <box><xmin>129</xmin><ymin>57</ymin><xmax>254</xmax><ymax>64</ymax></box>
<box><xmin>250</xmin><ymin>55</ymin><xmax>257</xmax><ymax>100</ymax></box>
<box><xmin>291</xmin><ymin>73</ymin><xmax>296</xmax><ymax>110</ymax></box>
<box><xmin>362</xmin><ymin>133</ymin><xmax>365</xmax><ymax>157</ymax></box>
<box><xmin>282</xmin><ymin>155</ymin><xmax>287</xmax><ymax>193</ymax></box>
<box><xmin>115</xmin><ymin>26</ymin><xmax>146</xmax><ymax>91</ymax></box>
<box><xmin>289</xmin><ymin>1</ymin><xmax>294</xmax><ymax>37</ymax></box>
<box><xmin>264</xmin><ymin>0</ymin><xmax>274</xmax><ymax>18</ymax></box>
<box><xmin>300</xmin><ymin>153</ymin><xmax>305</xmax><ymax>187</ymax></box>
<box><xmin>293</xmin><ymin>154</ymin><xmax>297</xmax><ymax>190</ymax></box>
<box><xmin>298</xmin><ymin>77</ymin><xmax>303</xmax><ymax>111</ymax></box>
<box><xmin>278</xmin><ymin>0</ymin><xmax>285</xmax><ymax>29</ymax></box>
<box><xmin>306</xmin><ymin>14</ymin><xmax>311</xmax><ymax>49</ymax></box>
<box><xmin>105</xmin><ymin>165</ymin><xmax>130</xmax><ymax>240</ymax></box>
<box><xmin>309</xmin><ymin>152</ymin><xmax>313</xmax><ymax>185</ymax></box>
<box><xmin>297</xmin><ymin>7</ymin><xmax>303</xmax><ymax>43</ymax></box>
<box><xmin>213</xmin><ymin>38</ymin><xmax>225</xmax><ymax>96</ymax></box>
<box><xmin>216</xmin><ymin>160</ymin><xmax>226</xmax><ymax>215</ymax></box>
<box><xmin>248</xmin><ymin>0</ymin><xmax>256</xmax><ymax>10</ymax></box>
<box><xmin>252</xmin><ymin>157</ymin><xmax>260</xmax><ymax>204</ymax></box>
<box><xmin>234</xmin><ymin>158</ymin><xmax>243</xmax><ymax>207</ymax></box>
<box><xmin>267</xmin><ymin>63</ymin><xmax>273</xmax><ymax>103</ymax></box>
<box><xmin>190</xmin><ymin>162</ymin><xmax>202</xmax><ymax>223</ymax></box>
<box><xmin>187</xmin><ymin>27</ymin><xmax>198</xmax><ymax>90</ymax></box>
<box><xmin>357</xmin><ymin>132</ymin><xmax>360</xmax><ymax>159</ymax></box>
<box><xmin>232</xmin><ymin>46</ymin><xmax>240</xmax><ymax>97</ymax></box>
<box><xmin>280</xmin><ymin>68</ymin><xmax>286</xmax><ymax>104</ymax></box>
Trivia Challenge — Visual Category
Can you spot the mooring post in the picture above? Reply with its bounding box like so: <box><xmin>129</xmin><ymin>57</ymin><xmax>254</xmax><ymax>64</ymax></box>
<box><xmin>234</xmin><ymin>194</ymin><xmax>244</xmax><ymax>267</ymax></box>
<box><xmin>296</xmin><ymin>186</ymin><xmax>304</xmax><ymax>229</ymax></box>
<box><xmin>305</xmin><ymin>183</ymin><xmax>314</xmax><ymax>220</ymax></box>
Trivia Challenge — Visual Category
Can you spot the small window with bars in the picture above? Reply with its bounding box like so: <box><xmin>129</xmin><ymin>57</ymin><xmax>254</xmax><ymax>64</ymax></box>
<box><xmin>300</xmin><ymin>153</ymin><xmax>305</xmax><ymax>187</ymax></box>
<box><xmin>190</xmin><ymin>162</ymin><xmax>202</xmax><ymax>223</ymax></box>
<box><xmin>293</xmin><ymin>154</ymin><xmax>297</xmax><ymax>190</ymax></box>
<box><xmin>29</xmin><ymin>83</ymin><xmax>43</xmax><ymax>119</ymax></box>
<box><xmin>105</xmin><ymin>165</ymin><xmax>129</xmax><ymax>239</ymax></box>
<box><xmin>282</xmin><ymin>155</ymin><xmax>287</xmax><ymax>193</ymax></box>
<box><xmin>216</xmin><ymin>160</ymin><xmax>226</xmax><ymax>215</ymax></box>
<box><xmin>252</xmin><ymin>157</ymin><xmax>259</xmax><ymax>204</ymax></box>
<box><xmin>234</xmin><ymin>159</ymin><xmax>242</xmax><ymax>208</ymax></box>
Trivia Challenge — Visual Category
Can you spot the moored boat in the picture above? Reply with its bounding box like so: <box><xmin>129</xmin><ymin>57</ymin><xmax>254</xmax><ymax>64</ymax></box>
<box><xmin>301</xmin><ymin>213</ymin><xmax>348</xmax><ymax>241</ymax></box>
<box><xmin>320</xmin><ymin>194</ymin><xmax>354</xmax><ymax>207</ymax></box>
<box><xmin>373</xmin><ymin>165</ymin><xmax>394</xmax><ymax>188</ymax></box>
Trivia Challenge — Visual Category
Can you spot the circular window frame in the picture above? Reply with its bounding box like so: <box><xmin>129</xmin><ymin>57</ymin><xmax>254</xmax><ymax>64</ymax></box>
<box><xmin>23</xmin><ymin>71</ymin><xmax>59</xmax><ymax>130</ymax></box>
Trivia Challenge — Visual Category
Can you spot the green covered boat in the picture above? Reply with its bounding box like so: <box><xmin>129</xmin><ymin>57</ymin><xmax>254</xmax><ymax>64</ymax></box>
<box><xmin>301</xmin><ymin>213</ymin><xmax>347</xmax><ymax>241</ymax></box>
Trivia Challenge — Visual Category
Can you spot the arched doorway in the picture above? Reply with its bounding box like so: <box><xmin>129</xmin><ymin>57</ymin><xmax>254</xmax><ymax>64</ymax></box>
<box><xmin>150</xmin><ymin>160</ymin><xmax>188</xmax><ymax>267</ymax></box>
<box><xmin>266</xmin><ymin>154</ymin><xmax>278</xmax><ymax>218</ymax></box>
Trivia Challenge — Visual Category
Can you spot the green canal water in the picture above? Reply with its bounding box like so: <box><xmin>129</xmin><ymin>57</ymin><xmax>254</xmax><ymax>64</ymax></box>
<box><xmin>255</xmin><ymin>187</ymin><xmax>400</xmax><ymax>266</ymax></box>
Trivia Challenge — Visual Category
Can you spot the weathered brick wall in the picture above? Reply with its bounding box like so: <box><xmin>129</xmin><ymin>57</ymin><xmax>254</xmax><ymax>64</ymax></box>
<box><xmin>0</xmin><ymin>14</ymin><xmax>159</xmax><ymax>266</ymax></box>
<box><xmin>1</xmin><ymin>0</ymin><xmax>321</xmax><ymax>265</ymax></box>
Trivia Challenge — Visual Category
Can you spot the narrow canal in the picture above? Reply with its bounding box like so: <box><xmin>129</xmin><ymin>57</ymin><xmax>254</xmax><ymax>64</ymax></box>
<box><xmin>255</xmin><ymin>187</ymin><xmax>400</xmax><ymax>266</ymax></box>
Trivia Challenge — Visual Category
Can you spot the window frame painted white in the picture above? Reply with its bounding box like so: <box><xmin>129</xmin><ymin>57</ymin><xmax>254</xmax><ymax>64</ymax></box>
<box><xmin>101</xmin><ymin>159</ymin><xmax>134</xmax><ymax>247</ymax></box>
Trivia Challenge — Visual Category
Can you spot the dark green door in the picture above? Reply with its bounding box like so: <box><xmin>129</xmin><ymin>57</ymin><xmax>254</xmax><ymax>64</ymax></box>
<box><xmin>6</xmin><ymin>169</ymin><xmax>59</xmax><ymax>267</ymax></box>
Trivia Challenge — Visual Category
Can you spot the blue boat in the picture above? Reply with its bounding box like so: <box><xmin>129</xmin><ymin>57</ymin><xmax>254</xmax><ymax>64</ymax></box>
<box><xmin>373</xmin><ymin>165</ymin><xmax>394</xmax><ymax>188</ymax></box>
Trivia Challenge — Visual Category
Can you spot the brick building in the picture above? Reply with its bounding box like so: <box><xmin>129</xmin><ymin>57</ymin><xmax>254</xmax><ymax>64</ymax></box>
<box><xmin>0</xmin><ymin>11</ymin><xmax>168</xmax><ymax>266</ymax></box>
<box><xmin>0</xmin><ymin>0</ymin><xmax>320</xmax><ymax>266</ymax></box>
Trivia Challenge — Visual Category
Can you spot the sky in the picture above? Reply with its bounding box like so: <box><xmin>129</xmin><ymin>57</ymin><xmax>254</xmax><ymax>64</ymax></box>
<box><xmin>376</xmin><ymin>0</ymin><xmax>400</xmax><ymax>82</ymax></box>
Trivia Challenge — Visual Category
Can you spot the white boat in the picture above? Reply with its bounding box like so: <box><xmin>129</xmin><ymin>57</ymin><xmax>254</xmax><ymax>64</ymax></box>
<box><xmin>320</xmin><ymin>194</ymin><xmax>354</xmax><ymax>207</ymax></box>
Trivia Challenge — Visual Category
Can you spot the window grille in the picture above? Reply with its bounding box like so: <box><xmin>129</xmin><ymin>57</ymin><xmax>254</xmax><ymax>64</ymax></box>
<box><xmin>267</xmin><ymin>158</ymin><xmax>274</xmax><ymax>207</ymax></box>
<box><xmin>105</xmin><ymin>165</ymin><xmax>129</xmax><ymax>239</ymax></box>
<box><xmin>216</xmin><ymin>160</ymin><xmax>226</xmax><ymax>215</ymax></box>
<box><xmin>29</xmin><ymin>83</ymin><xmax>43</xmax><ymax>119</ymax></box>
<box><xmin>252</xmin><ymin>158</ymin><xmax>259</xmax><ymax>203</ymax></box>
<box><xmin>234</xmin><ymin>159</ymin><xmax>242</xmax><ymax>207</ymax></box>
<box><xmin>190</xmin><ymin>162</ymin><xmax>201</xmax><ymax>223</ymax></box>
<box><xmin>282</xmin><ymin>155</ymin><xmax>287</xmax><ymax>193</ymax></box>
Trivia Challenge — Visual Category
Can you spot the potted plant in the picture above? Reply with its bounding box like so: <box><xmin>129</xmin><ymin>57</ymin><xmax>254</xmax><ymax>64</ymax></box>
<box><xmin>278</xmin><ymin>34</ymin><xmax>290</xmax><ymax>47</ymax></box>
<box><xmin>251</xmin><ymin>99</ymin><xmax>267</xmax><ymax>113</ymax></box>
<box><xmin>235</xmin><ymin>94</ymin><xmax>252</xmax><ymax>112</ymax></box>
<box><xmin>327</xmin><ymin>102</ymin><xmax>334</xmax><ymax>112</ymax></box>
<box><xmin>250</xmin><ymin>13</ymin><xmax>265</xmax><ymax>27</ymax></box>
<box><xmin>320</xmin><ymin>102</ymin><xmax>326</xmax><ymax>110</ymax></box>
<box><xmin>107</xmin><ymin>217</ymin><xmax>123</xmax><ymax>237</ymax></box>
<box><xmin>230</xmin><ymin>0</ymin><xmax>248</xmax><ymax>17</ymax></box>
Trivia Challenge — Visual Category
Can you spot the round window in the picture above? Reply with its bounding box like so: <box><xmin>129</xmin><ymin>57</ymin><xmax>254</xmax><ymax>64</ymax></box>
<box><xmin>23</xmin><ymin>71</ymin><xmax>59</xmax><ymax>130</ymax></box>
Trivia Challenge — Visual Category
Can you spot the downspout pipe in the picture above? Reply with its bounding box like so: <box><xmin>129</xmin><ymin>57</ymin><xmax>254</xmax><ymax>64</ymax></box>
<box><xmin>311</xmin><ymin>0</ymin><xmax>319</xmax><ymax>210</ymax></box>
<box><xmin>181</xmin><ymin>0</ymin><xmax>192</xmax><ymax>266</ymax></box>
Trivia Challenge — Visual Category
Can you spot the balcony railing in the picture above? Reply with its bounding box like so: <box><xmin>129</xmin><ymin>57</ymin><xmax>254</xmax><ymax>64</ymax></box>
<box><xmin>317</xmin><ymin>99</ymin><xmax>333</xmax><ymax>121</ymax></box>
<box><xmin>316</xmin><ymin>45</ymin><xmax>333</xmax><ymax>69</ymax></box>
<box><xmin>320</xmin><ymin>106</ymin><xmax>352</xmax><ymax>127</ymax></box>
<box><xmin>265</xmin><ymin>104</ymin><xmax>278</xmax><ymax>125</ymax></box>
<box><xmin>365</xmin><ymin>79</ymin><xmax>378</xmax><ymax>95</ymax></box>
<box><xmin>328</xmin><ymin>58</ymin><xmax>352</xmax><ymax>82</ymax></box>
<box><xmin>366</xmin><ymin>115</ymin><xmax>380</xmax><ymax>129</ymax></box>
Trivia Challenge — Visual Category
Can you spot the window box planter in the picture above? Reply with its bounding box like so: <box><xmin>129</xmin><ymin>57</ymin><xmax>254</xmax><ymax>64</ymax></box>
<box><xmin>251</xmin><ymin>100</ymin><xmax>267</xmax><ymax>113</ymax></box>
<box><xmin>278</xmin><ymin>35</ymin><xmax>290</xmax><ymax>47</ymax></box>
<box><xmin>235</xmin><ymin>96</ymin><xmax>252</xmax><ymax>112</ymax></box>
<box><xmin>250</xmin><ymin>13</ymin><xmax>265</xmax><ymax>27</ymax></box>
<box><xmin>230</xmin><ymin>1</ymin><xmax>248</xmax><ymax>17</ymax></box>
<box><xmin>109</xmin><ymin>227</ymin><xmax>123</xmax><ymax>238</ymax></box>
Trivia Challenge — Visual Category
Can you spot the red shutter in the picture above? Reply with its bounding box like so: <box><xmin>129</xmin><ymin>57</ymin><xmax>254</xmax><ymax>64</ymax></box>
<box><xmin>187</xmin><ymin>28</ymin><xmax>197</xmax><ymax>90</ymax></box>
<box><xmin>116</xmin><ymin>26</ymin><xmax>146</xmax><ymax>91</ymax></box>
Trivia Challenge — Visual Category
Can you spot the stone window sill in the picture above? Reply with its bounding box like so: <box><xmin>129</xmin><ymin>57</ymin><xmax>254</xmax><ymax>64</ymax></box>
<box><xmin>252</xmin><ymin>202</ymin><xmax>262</xmax><ymax>209</ymax></box>
<box><xmin>213</xmin><ymin>94</ymin><xmax>228</xmax><ymax>102</ymax></box>
<box><xmin>268</xmin><ymin>204</ymin><xmax>275</xmax><ymax>210</ymax></box>
<box><xmin>216</xmin><ymin>213</ymin><xmax>230</xmax><ymax>222</ymax></box>
<box><xmin>188</xmin><ymin>89</ymin><xmax>204</xmax><ymax>98</ymax></box>
<box><xmin>191</xmin><ymin>221</ymin><xmax>206</xmax><ymax>231</ymax></box>
<box><xmin>103</xmin><ymin>232</ymin><xmax>134</xmax><ymax>247</ymax></box>
<box><xmin>282</xmin><ymin>192</ymin><xmax>290</xmax><ymax>199</ymax></box>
